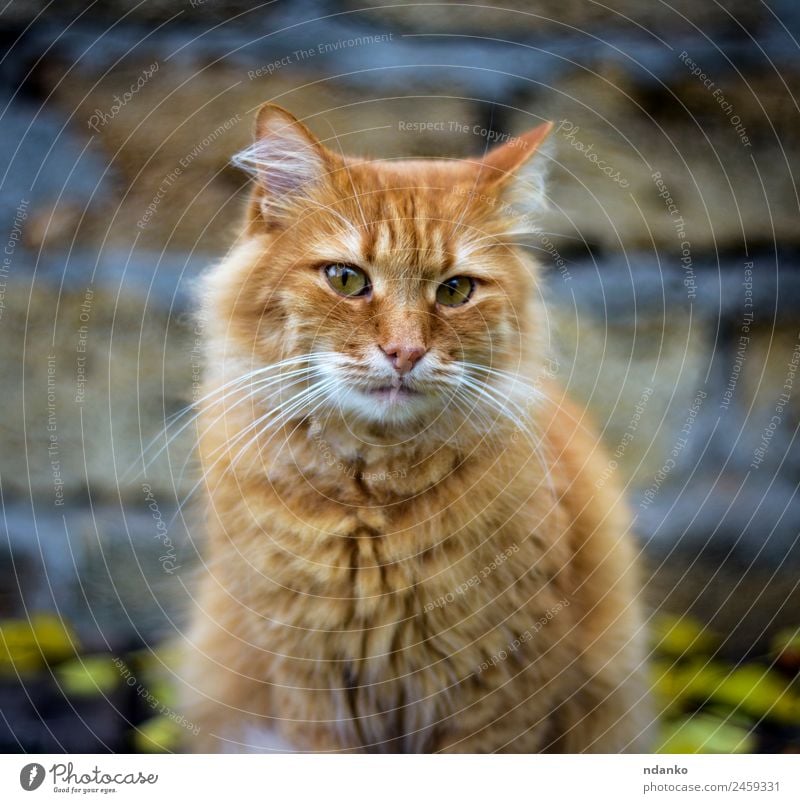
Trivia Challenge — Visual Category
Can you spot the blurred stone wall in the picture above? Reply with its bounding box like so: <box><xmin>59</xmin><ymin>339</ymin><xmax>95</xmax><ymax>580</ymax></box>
<box><xmin>0</xmin><ymin>0</ymin><xmax>798</xmax><ymax>653</ymax></box>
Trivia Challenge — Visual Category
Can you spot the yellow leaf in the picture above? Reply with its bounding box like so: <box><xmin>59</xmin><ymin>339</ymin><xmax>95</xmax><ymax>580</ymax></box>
<box><xmin>652</xmin><ymin>658</ymin><xmax>720</xmax><ymax>708</ymax></box>
<box><xmin>656</xmin><ymin>713</ymin><xmax>754</xmax><ymax>754</ymax></box>
<box><xmin>134</xmin><ymin>716</ymin><xmax>181</xmax><ymax>753</ymax></box>
<box><xmin>56</xmin><ymin>656</ymin><xmax>120</xmax><ymax>696</ymax></box>
<box><xmin>149</xmin><ymin>679</ymin><xmax>177</xmax><ymax>708</ymax></box>
<box><xmin>0</xmin><ymin>645</ymin><xmax>43</xmax><ymax>676</ymax></box>
<box><xmin>708</xmin><ymin>666</ymin><xmax>800</xmax><ymax>724</ymax></box>
<box><xmin>30</xmin><ymin>613</ymin><xmax>80</xmax><ymax>661</ymax></box>
<box><xmin>654</xmin><ymin>660</ymin><xmax>800</xmax><ymax>724</ymax></box>
<box><xmin>651</xmin><ymin>614</ymin><xmax>717</xmax><ymax>657</ymax></box>
<box><xmin>0</xmin><ymin>613</ymin><xmax>79</xmax><ymax>673</ymax></box>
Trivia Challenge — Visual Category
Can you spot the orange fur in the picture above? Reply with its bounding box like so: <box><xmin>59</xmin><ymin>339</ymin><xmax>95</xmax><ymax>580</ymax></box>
<box><xmin>180</xmin><ymin>106</ymin><xmax>649</xmax><ymax>752</ymax></box>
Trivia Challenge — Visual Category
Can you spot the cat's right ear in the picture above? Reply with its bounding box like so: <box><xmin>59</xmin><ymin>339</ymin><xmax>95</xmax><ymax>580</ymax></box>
<box><xmin>233</xmin><ymin>104</ymin><xmax>338</xmax><ymax>226</ymax></box>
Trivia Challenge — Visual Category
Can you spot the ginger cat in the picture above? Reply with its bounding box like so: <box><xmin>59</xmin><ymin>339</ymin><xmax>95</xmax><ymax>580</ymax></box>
<box><xmin>181</xmin><ymin>104</ymin><xmax>649</xmax><ymax>753</ymax></box>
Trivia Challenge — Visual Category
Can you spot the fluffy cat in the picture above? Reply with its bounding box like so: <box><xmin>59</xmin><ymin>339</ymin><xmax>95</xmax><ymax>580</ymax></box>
<box><xmin>180</xmin><ymin>104</ymin><xmax>650</xmax><ymax>752</ymax></box>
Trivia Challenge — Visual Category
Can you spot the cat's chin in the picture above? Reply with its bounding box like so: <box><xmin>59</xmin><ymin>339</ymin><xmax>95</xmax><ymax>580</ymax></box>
<box><xmin>336</xmin><ymin>384</ymin><xmax>441</xmax><ymax>429</ymax></box>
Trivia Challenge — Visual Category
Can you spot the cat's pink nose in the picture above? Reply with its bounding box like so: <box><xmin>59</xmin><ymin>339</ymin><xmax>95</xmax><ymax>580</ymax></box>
<box><xmin>380</xmin><ymin>342</ymin><xmax>427</xmax><ymax>374</ymax></box>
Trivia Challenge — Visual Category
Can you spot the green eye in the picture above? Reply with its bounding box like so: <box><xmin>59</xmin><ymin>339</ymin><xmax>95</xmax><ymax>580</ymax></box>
<box><xmin>436</xmin><ymin>276</ymin><xmax>475</xmax><ymax>307</ymax></box>
<box><xmin>324</xmin><ymin>264</ymin><xmax>371</xmax><ymax>297</ymax></box>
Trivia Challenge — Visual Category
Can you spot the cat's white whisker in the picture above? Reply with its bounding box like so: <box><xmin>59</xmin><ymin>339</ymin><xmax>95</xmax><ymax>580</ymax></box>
<box><xmin>126</xmin><ymin>355</ymin><xmax>325</xmax><ymax>467</ymax></box>
<box><xmin>458</xmin><ymin>377</ymin><xmax>529</xmax><ymax>433</ymax></box>
<box><xmin>224</xmin><ymin>380</ymin><xmax>335</xmax><ymax>467</ymax></box>
<box><xmin>166</xmin><ymin>377</ymin><xmax>338</xmax><ymax>532</ymax></box>
<box><xmin>129</xmin><ymin>351</ymin><xmax>340</xmax><ymax>477</ymax></box>
<box><xmin>171</xmin><ymin>374</ymin><xmax>320</xmax><ymax>490</ymax></box>
<box><xmin>128</xmin><ymin>366</ymin><xmax>321</xmax><ymax>481</ymax></box>
<box><xmin>232</xmin><ymin>381</ymin><xmax>340</xmax><ymax>473</ymax></box>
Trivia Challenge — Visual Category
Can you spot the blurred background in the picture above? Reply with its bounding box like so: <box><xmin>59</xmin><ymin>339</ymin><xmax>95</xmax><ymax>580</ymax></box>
<box><xmin>0</xmin><ymin>0</ymin><xmax>799</xmax><ymax>753</ymax></box>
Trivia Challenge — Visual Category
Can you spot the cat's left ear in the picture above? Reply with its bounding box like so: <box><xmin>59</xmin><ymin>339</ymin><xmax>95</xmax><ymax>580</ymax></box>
<box><xmin>477</xmin><ymin>121</ymin><xmax>553</xmax><ymax>213</ymax></box>
<box><xmin>233</xmin><ymin>104</ymin><xmax>341</xmax><ymax>226</ymax></box>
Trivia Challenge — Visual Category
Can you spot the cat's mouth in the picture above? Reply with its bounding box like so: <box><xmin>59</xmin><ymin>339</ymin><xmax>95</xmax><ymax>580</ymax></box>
<box><xmin>364</xmin><ymin>384</ymin><xmax>421</xmax><ymax>403</ymax></box>
<box><xmin>363</xmin><ymin>377</ymin><xmax>422</xmax><ymax>404</ymax></box>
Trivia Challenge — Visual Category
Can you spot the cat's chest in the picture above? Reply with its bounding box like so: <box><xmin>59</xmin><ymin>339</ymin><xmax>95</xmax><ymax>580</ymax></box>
<box><xmin>247</xmin><ymin>444</ymin><xmax>550</xmax><ymax>629</ymax></box>
<box><xmin>258</xmin><ymin>508</ymin><xmax>539</xmax><ymax>668</ymax></box>
<box><xmin>267</xmin><ymin>425</ymin><xmax>469</xmax><ymax>506</ymax></box>
<box><xmin>262</xmin><ymin>552</ymin><xmax>473</xmax><ymax>752</ymax></box>
<box><xmin>259</xmin><ymin>527</ymin><xmax>550</xmax><ymax>753</ymax></box>
<box><xmin>231</xmin><ymin>455</ymin><xmax>566</xmax><ymax>752</ymax></box>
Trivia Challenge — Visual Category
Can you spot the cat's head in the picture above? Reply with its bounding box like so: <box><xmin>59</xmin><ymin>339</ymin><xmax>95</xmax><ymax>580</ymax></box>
<box><xmin>205</xmin><ymin>104</ymin><xmax>552</xmax><ymax>437</ymax></box>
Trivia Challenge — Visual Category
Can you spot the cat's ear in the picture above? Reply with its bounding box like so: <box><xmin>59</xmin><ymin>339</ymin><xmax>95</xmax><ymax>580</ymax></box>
<box><xmin>233</xmin><ymin>104</ymin><xmax>339</xmax><ymax>224</ymax></box>
<box><xmin>477</xmin><ymin>121</ymin><xmax>553</xmax><ymax>220</ymax></box>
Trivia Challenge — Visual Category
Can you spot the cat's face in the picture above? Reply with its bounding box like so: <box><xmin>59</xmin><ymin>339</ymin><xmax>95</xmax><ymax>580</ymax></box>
<box><xmin>209</xmin><ymin>105</ymin><xmax>551</xmax><ymax>435</ymax></box>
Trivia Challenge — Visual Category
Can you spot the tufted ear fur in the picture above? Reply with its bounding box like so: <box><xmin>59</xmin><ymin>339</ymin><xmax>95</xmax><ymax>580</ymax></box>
<box><xmin>477</xmin><ymin>121</ymin><xmax>553</xmax><ymax>228</ymax></box>
<box><xmin>233</xmin><ymin>104</ymin><xmax>342</xmax><ymax>226</ymax></box>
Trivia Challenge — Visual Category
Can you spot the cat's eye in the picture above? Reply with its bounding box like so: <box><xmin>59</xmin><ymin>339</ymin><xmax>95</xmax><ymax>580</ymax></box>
<box><xmin>436</xmin><ymin>276</ymin><xmax>475</xmax><ymax>307</ymax></box>
<box><xmin>324</xmin><ymin>263</ymin><xmax>371</xmax><ymax>297</ymax></box>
